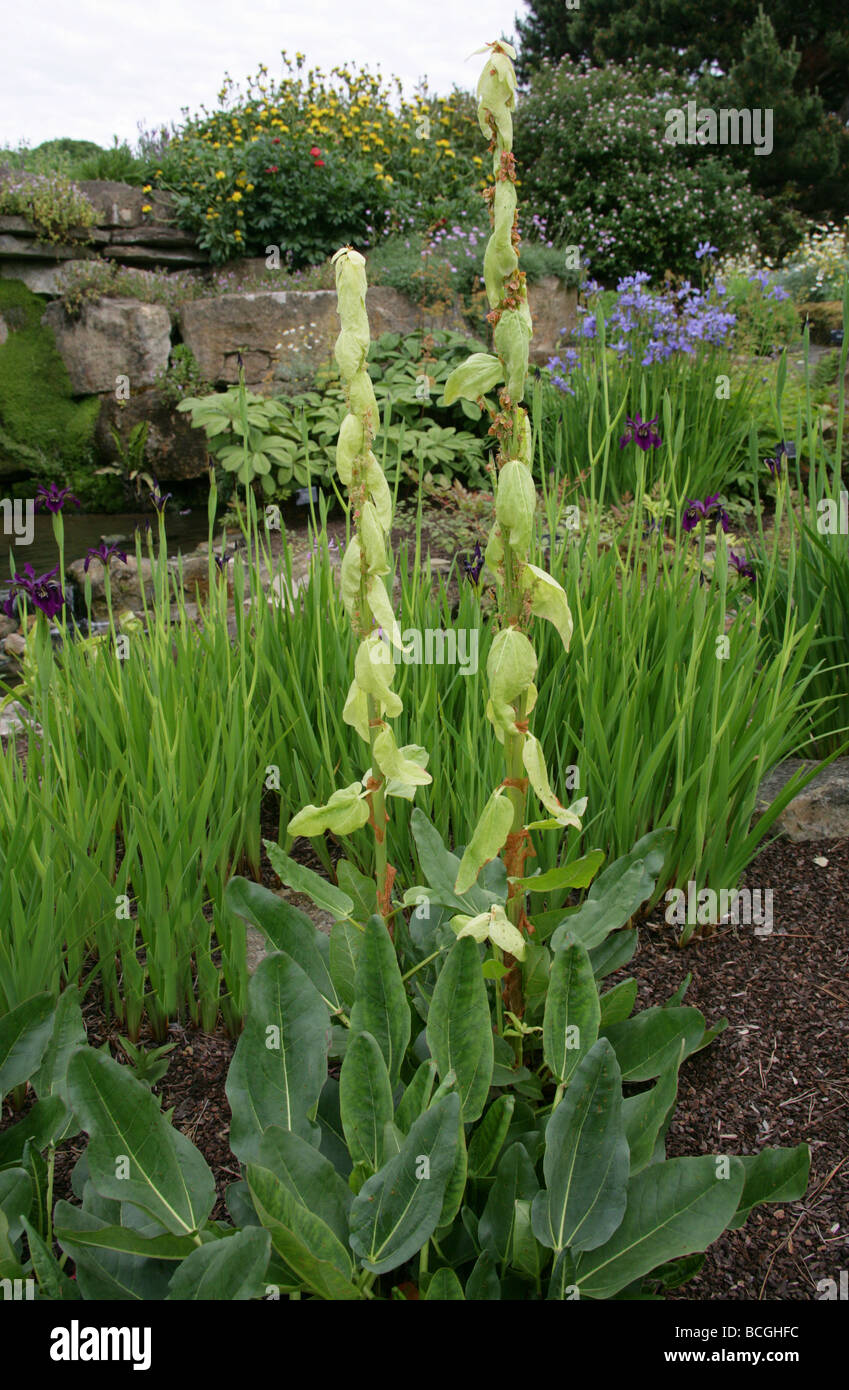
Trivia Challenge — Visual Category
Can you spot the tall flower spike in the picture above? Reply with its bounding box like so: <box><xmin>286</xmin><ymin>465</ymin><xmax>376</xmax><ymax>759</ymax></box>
<box><xmin>443</xmin><ymin>42</ymin><xmax>586</xmax><ymax>1008</ymax></box>
<box><xmin>286</xmin><ymin>247</ymin><xmax>431</xmax><ymax>922</ymax></box>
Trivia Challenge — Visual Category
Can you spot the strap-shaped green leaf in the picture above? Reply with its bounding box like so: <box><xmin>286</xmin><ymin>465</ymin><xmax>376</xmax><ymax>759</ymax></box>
<box><xmin>426</xmin><ymin>937</ymin><xmax>494</xmax><ymax>1122</ymax></box>
<box><xmin>67</xmin><ymin>1049</ymin><xmax>215</xmax><ymax>1236</ymax></box>
<box><xmin>532</xmin><ymin>1039</ymin><xmax>629</xmax><ymax>1254</ymax></box>
<box><xmin>573</xmin><ymin>1155</ymin><xmax>745</xmax><ymax>1299</ymax></box>
<box><xmin>340</xmin><ymin>1031</ymin><xmax>394</xmax><ymax>1173</ymax></box>
<box><xmin>348</xmin><ymin>1093</ymin><xmax>460</xmax><ymax>1274</ymax></box>
<box><xmin>349</xmin><ymin>916</ymin><xmax>410</xmax><ymax>1089</ymax></box>
<box><xmin>542</xmin><ymin>939</ymin><xmax>601</xmax><ymax>1085</ymax></box>
<box><xmin>247</xmin><ymin>1164</ymin><xmax>359</xmax><ymax>1300</ymax></box>
<box><xmin>166</xmin><ymin>1227</ymin><xmax>271</xmax><ymax>1300</ymax></box>
<box><xmin>226</xmin><ymin>952</ymin><xmax>330</xmax><ymax>1163</ymax></box>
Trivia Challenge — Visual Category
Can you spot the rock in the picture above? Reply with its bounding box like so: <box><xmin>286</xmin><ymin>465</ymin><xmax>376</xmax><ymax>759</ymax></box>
<box><xmin>0</xmin><ymin>612</ymin><xmax>18</xmax><ymax>639</ymax></box>
<box><xmin>527</xmin><ymin>278</ymin><xmax>578</xmax><ymax>363</ymax></box>
<box><xmin>74</xmin><ymin>181</ymin><xmax>176</xmax><ymax>228</ymax></box>
<box><xmin>2</xmin><ymin>631</ymin><xmax>26</xmax><ymax>656</ymax></box>
<box><xmin>69</xmin><ymin>552</ymin><xmax>154</xmax><ymax>611</ymax></box>
<box><xmin>756</xmin><ymin>758</ymin><xmax>849</xmax><ymax>841</ymax></box>
<box><xmin>95</xmin><ymin>388</ymin><xmax>210</xmax><ymax>481</ymax></box>
<box><xmin>0</xmin><ymin>257</ymin><xmax>98</xmax><ymax>295</ymax></box>
<box><xmin>180</xmin><ymin>288</ymin><xmax>342</xmax><ymax>393</ymax></box>
<box><xmin>41</xmin><ymin>297</ymin><xmax>171</xmax><ymax>395</ymax></box>
<box><xmin>102</xmin><ymin>242</ymin><xmax>208</xmax><ymax>270</ymax></box>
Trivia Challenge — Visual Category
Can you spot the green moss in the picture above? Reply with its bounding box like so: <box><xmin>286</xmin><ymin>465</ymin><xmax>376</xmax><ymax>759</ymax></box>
<box><xmin>0</xmin><ymin>278</ymin><xmax>101</xmax><ymax>491</ymax></box>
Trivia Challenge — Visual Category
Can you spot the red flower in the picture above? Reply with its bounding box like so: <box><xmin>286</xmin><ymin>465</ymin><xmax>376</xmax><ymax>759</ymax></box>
<box><xmin>313</xmin><ymin>159</ymin><xmax>325</xmax><ymax>167</ymax></box>
<box><xmin>309</xmin><ymin>146</ymin><xmax>321</xmax><ymax>156</ymax></box>
<box><xmin>265</xmin><ymin>165</ymin><xmax>279</xmax><ymax>173</ymax></box>
<box><xmin>272</xmin><ymin>137</ymin><xmax>280</xmax><ymax>143</ymax></box>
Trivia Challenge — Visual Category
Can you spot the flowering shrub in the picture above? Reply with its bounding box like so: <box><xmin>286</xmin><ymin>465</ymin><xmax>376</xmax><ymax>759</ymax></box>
<box><xmin>156</xmin><ymin>54</ymin><xmax>484</xmax><ymax>264</ymax></box>
<box><xmin>0</xmin><ymin>171</ymin><xmax>96</xmax><ymax>245</ymax></box>
<box><xmin>515</xmin><ymin>58</ymin><xmax>765</xmax><ymax>281</ymax></box>
<box><xmin>774</xmin><ymin>219</ymin><xmax>849</xmax><ymax>303</ymax></box>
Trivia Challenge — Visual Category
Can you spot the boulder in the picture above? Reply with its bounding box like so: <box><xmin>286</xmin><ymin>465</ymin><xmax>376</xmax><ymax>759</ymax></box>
<box><xmin>756</xmin><ymin>758</ymin><xmax>849</xmax><ymax>841</ymax></box>
<box><xmin>527</xmin><ymin>278</ymin><xmax>578</xmax><ymax>363</ymax></box>
<box><xmin>41</xmin><ymin>297</ymin><xmax>171</xmax><ymax>395</ymax></box>
<box><xmin>180</xmin><ymin>288</ymin><xmax>342</xmax><ymax>393</ymax></box>
<box><xmin>0</xmin><ymin>257</ymin><xmax>98</xmax><ymax>295</ymax></box>
<box><xmin>95</xmin><ymin>388</ymin><xmax>210</xmax><ymax>481</ymax></box>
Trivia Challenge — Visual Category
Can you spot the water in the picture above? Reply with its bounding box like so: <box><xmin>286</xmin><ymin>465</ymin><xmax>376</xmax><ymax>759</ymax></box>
<box><xmin>0</xmin><ymin>509</ymin><xmax>211</xmax><ymax>582</ymax></box>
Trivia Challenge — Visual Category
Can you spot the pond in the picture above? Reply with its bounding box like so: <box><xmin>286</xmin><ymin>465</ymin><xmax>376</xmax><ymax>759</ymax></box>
<box><xmin>0</xmin><ymin>508</ymin><xmax>211</xmax><ymax>583</ymax></box>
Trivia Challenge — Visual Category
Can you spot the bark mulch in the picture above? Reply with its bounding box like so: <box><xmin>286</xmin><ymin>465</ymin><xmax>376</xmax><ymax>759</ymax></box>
<box><xmin>3</xmin><ymin>831</ymin><xmax>846</xmax><ymax>1299</ymax></box>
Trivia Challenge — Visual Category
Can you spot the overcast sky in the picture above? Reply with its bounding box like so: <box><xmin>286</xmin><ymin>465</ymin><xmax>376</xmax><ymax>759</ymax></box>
<box><xmin>1</xmin><ymin>0</ymin><xmax>528</xmax><ymax>150</ymax></box>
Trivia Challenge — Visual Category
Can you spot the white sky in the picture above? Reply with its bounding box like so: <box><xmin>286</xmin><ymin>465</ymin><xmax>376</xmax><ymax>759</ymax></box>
<box><xmin>1</xmin><ymin>0</ymin><xmax>528</xmax><ymax>149</ymax></box>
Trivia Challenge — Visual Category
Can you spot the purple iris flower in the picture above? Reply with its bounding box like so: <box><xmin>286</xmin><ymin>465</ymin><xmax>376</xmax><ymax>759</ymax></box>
<box><xmin>682</xmin><ymin>495</ymin><xmax>730</xmax><ymax>534</ymax></box>
<box><xmin>463</xmin><ymin>541</ymin><xmax>484</xmax><ymax>585</ymax></box>
<box><xmin>149</xmin><ymin>479</ymin><xmax>172</xmax><ymax>515</ymax></box>
<box><xmin>35</xmin><ymin>482</ymin><xmax>80</xmax><ymax>514</ymax></box>
<box><xmin>765</xmin><ymin>441</ymin><xmax>795</xmax><ymax>476</ymax></box>
<box><xmin>83</xmin><ymin>542</ymin><xmax>128</xmax><ymax>572</ymax></box>
<box><xmin>695</xmin><ymin>241</ymin><xmax>718</xmax><ymax>261</ymax></box>
<box><xmin>1</xmin><ymin>562</ymin><xmax>66</xmax><ymax>620</ymax></box>
<box><xmin>620</xmin><ymin>414</ymin><xmax>662</xmax><ymax>451</ymax></box>
<box><xmin>213</xmin><ymin>545</ymin><xmax>235</xmax><ymax>572</ymax></box>
<box><xmin>729</xmin><ymin>550</ymin><xmax>755</xmax><ymax>580</ymax></box>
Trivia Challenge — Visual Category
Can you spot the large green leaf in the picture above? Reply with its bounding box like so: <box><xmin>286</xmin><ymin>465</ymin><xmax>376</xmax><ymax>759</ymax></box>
<box><xmin>166</xmin><ymin>1227</ymin><xmax>271</xmax><ymax>1300</ymax></box>
<box><xmin>0</xmin><ymin>1167</ymin><xmax>31</xmax><ymax>1244</ymax></box>
<box><xmin>622</xmin><ymin>1050</ymin><xmax>683</xmax><ymax>1174</ymax></box>
<box><xmin>67</xmin><ymin>1049</ymin><xmax>215</xmax><ymax>1236</ymax></box>
<box><xmin>532</xmin><ymin>1039</ymin><xmax>629</xmax><ymax>1254</ymax></box>
<box><xmin>424</xmin><ymin>1267</ymin><xmax>465</xmax><ymax>1299</ymax></box>
<box><xmin>0</xmin><ymin>994</ymin><xmax>55</xmax><ymax>1100</ymax></box>
<box><xmin>574</xmin><ymin>1155</ymin><xmax>745</xmax><ymax>1298</ymax></box>
<box><xmin>52</xmin><ymin>1222</ymin><xmax>199</xmax><ymax>1260</ymax></box>
<box><xmin>349</xmin><ymin>916</ymin><xmax>410</xmax><ymax>1089</ymax></box>
<box><xmin>339</xmin><ymin>1031</ymin><xmax>394</xmax><ymax>1174</ymax></box>
<box><xmin>0</xmin><ymin>1095</ymin><xmax>69</xmax><ymax>1166</ymax></box>
<box><xmin>513</xmin><ymin>850</ymin><xmax>605</xmax><ymax>893</ymax></box>
<box><xmin>329</xmin><ymin>920</ymin><xmax>363</xmax><ymax>1010</ymax></box>
<box><xmin>21</xmin><ymin>1217</ymin><xmax>79</xmax><ymax>1300</ymax></box>
<box><xmin>349</xmin><ymin>1094</ymin><xmax>460</xmax><ymax>1274</ymax></box>
<box><xmin>727</xmin><ymin>1144</ymin><xmax>810</xmax><ymax>1230</ymax></box>
<box><xmin>542</xmin><ymin>939</ymin><xmax>600</xmax><ymax>1085</ymax></box>
<box><xmin>479</xmin><ymin>1142</ymin><xmax>538</xmax><ymax>1262</ymax></box>
<box><xmin>54</xmin><ymin>1200</ymin><xmax>174</xmax><ymax>1300</ymax></box>
<box><xmin>258</xmin><ymin>1126</ymin><xmax>352</xmax><ymax>1245</ymax></box>
<box><xmin>602</xmin><ymin>1006</ymin><xmax>706</xmax><ymax>1081</ymax></box>
<box><xmin>467</xmin><ymin>1095</ymin><xmax>515</xmax><ymax>1178</ymax></box>
<box><xmin>395</xmin><ymin>1060</ymin><xmax>438</xmax><ymax>1135</ymax></box>
<box><xmin>264</xmin><ymin>842</ymin><xmax>354</xmax><ymax>919</ymax></box>
<box><xmin>226</xmin><ymin>951</ymin><xmax>330</xmax><ymax>1162</ymax></box>
<box><xmin>426</xmin><ymin>937</ymin><xmax>493</xmax><ymax>1123</ymax></box>
<box><xmin>247</xmin><ymin>1163</ymin><xmax>359</xmax><ymax>1300</ymax></box>
<box><xmin>550</xmin><ymin>830</ymin><xmax>674</xmax><ymax>953</ymax></box>
<box><xmin>224</xmin><ymin>877</ymin><xmax>339</xmax><ymax>1011</ymax></box>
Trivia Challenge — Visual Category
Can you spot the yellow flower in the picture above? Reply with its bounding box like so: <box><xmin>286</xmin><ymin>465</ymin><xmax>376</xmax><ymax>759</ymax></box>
<box><xmin>233</xmin><ymin>228</ymin><xmax>243</xmax><ymax>240</ymax></box>
<box><xmin>473</xmin><ymin>156</ymin><xmax>483</xmax><ymax>165</ymax></box>
<box><xmin>215</xmin><ymin>170</ymin><xmax>226</xmax><ymax>179</ymax></box>
<box><xmin>373</xmin><ymin>162</ymin><xmax>384</xmax><ymax>173</ymax></box>
<box><xmin>212</xmin><ymin>142</ymin><xmax>220</xmax><ymax>149</ymax></box>
<box><xmin>231</xmin><ymin>191</ymin><xmax>242</xmax><ymax>201</ymax></box>
<box><xmin>141</xmin><ymin>203</ymin><xmax>152</xmax><ymax>213</ymax></box>
<box><xmin>142</xmin><ymin>184</ymin><xmax>152</xmax><ymax>192</ymax></box>
<box><xmin>246</xmin><ymin>183</ymin><xmax>255</xmax><ymax>192</ymax></box>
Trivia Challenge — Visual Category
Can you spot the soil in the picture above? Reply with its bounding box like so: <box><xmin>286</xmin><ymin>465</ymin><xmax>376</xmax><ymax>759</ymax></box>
<box><xmin>3</xmin><ymin>826</ymin><xmax>846</xmax><ymax>1300</ymax></box>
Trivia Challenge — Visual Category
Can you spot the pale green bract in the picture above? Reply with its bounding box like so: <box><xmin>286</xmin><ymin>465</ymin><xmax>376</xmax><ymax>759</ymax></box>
<box><xmin>452</xmin><ymin>905</ymin><xmax>526</xmax><ymax>959</ymax></box>
<box><xmin>287</xmin><ymin>247</ymin><xmax>431</xmax><ymax>859</ymax></box>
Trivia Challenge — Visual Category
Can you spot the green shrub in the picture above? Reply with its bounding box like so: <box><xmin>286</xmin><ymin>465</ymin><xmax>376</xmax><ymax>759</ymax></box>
<box><xmin>0</xmin><ymin>172</ymin><xmax>96</xmax><ymax>245</ymax></box>
<box><xmin>73</xmin><ymin>137</ymin><xmax>148</xmax><ymax>186</ymax></box>
<box><xmin>515</xmin><ymin>58</ymin><xmax>766</xmax><ymax>282</ymax></box>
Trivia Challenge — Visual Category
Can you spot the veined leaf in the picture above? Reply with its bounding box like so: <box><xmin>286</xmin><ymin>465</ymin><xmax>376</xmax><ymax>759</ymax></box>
<box><xmin>226</xmin><ymin>952</ymin><xmax>330</xmax><ymax>1163</ymax></box>
<box><xmin>67</xmin><ymin>1049</ymin><xmax>215</xmax><ymax>1236</ymax></box>
<box><xmin>573</xmin><ymin>1156</ymin><xmax>745</xmax><ymax>1299</ymax></box>
<box><xmin>166</xmin><ymin>1227</ymin><xmax>271</xmax><ymax>1300</ymax></box>
<box><xmin>339</xmin><ymin>1031</ymin><xmax>394</xmax><ymax>1173</ymax></box>
<box><xmin>542</xmin><ymin>939</ymin><xmax>601</xmax><ymax>1085</ymax></box>
<box><xmin>532</xmin><ymin>1040</ymin><xmax>628</xmax><ymax>1253</ymax></box>
<box><xmin>349</xmin><ymin>1093</ymin><xmax>460</xmax><ymax>1274</ymax></box>
<box><xmin>247</xmin><ymin>1164</ymin><xmax>359</xmax><ymax>1300</ymax></box>
<box><xmin>426</xmin><ymin>937</ymin><xmax>493</xmax><ymax>1122</ymax></box>
<box><xmin>349</xmin><ymin>916</ymin><xmax>410</xmax><ymax>1089</ymax></box>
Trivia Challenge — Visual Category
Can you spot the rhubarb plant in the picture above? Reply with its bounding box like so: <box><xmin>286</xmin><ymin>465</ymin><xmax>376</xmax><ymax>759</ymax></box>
<box><xmin>439</xmin><ymin>40</ymin><xmax>586</xmax><ymax>1006</ymax></box>
<box><xmin>284</xmin><ymin>247</ymin><xmax>431</xmax><ymax>918</ymax></box>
